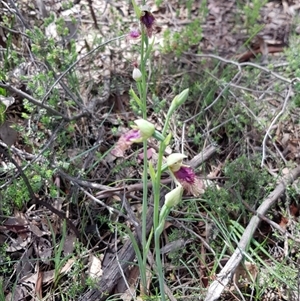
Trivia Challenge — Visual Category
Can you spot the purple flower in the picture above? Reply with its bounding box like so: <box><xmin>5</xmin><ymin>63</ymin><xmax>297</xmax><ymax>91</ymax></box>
<box><xmin>140</xmin><ymin>7</ymin><xmax>155</xmax><ymax>37</ymax></box>
<box><xmin>167</xmin><ymin>153</ymin><xmax>205</xmax><ymax>196</ymax></box>
<box><xmin>128</xmin><ymin>29</ymin><xmax>141</xmax><ymax>40</ymax></box>
<box><xmin>173</xmin><ymin>166</ymin><xmax>205</xmax><ymax>197</ymax></box>
<box><xmin>111</xmin><ymin>129</ymin><xmax>140</xmax><ymax>157</ymax></box>
<box><xmin>111</xmin><ymin>119</ymin><xmax>155</xmax><ymax>157</ymax></box>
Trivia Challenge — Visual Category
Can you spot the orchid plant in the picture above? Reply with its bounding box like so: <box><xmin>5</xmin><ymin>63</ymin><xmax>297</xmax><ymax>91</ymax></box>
<box><xmin>111</xmin><ymin>2</ymin><xmax>204</xmax><ymax>300</ymax></box>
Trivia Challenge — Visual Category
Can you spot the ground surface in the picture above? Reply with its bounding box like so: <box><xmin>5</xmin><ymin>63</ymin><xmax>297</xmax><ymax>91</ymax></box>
<box><xmin>1</xmin><ymin>0</ymin><xmax>300</xmax><ymax>300</ymax></box>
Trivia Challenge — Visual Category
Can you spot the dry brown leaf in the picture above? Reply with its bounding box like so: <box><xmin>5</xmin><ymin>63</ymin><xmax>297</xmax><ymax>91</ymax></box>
<box><xmin>37</xmin><ymin>237</ymin><xmax>52</xmax><ymax>264</ymax></box>
<box><xmin>120</xmin><ymin>287</ymin><xmax>135</xmax><ymax>301</ymax></box>
<box><xmin>21</xmin><ymin>258</ymin><xmax>75</xmax><ymax>286</ymax></box>
<box><xmin>5</xmin><ymin>235</ymin><xmax>31</xmax><ymax>252</ymax></box>
<box><xmin>233</xmin><ymin>261</ymin><xmax>258</xmax><ymax>288</ymax></box>
<box><xmin>0</xmin><ymin>95</ymin><xmax>15</xmax><ymax>108</ymax></box>
<box><xmin>88</xmin><ymin>254</ymin><xmax>104</xmax><ymax>279</ymax></box>
<box><xmin>21</xmin><ymin>271</ymin><xmax>39</xmax><ymax>285</ymax></box>
<box><xmin>29</xmin><ymin>223</ymin><xmax>49</xmax><ymax>237</ymax></box>
<box><xmin>116</xmin><ymin>265</ymin><xmax>139</xmax><ymax>296</ymax></box>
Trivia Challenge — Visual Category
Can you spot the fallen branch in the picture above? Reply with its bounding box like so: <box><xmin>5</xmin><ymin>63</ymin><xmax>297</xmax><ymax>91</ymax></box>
<box><xmin>204</xmin><ymin>164</ymin><xmax>300</xmax><ymax>301</ymax></box>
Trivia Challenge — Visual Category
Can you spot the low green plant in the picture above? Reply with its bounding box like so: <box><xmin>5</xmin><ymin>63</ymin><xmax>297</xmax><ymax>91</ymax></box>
<box><xmin>162</xmin><ymin>19</ymin><xmax>203</xmax><ymax>57</ymax></box>
<box><xmin>160</xmin><ymin>0</ymin><xmax>207</xmax><ymax>56</ymax></box>
<box><xmin>224</xmin><ymin>155</ymin><xmax>272</xmax><ymax>205</ymax></box>
<box><xmin>51</xmin><ymin>221</ymin><xmax>72</xmax><ymax>288</ymax></box>
<box><xmin>0</xmin><ymin>244</ymin><xmax>12</xmax><ymax>276</ymax></box>
<box><xmin>0</xmin><ymin>279</ymin><xmax>4</xmax><ymax>301</ymax></box>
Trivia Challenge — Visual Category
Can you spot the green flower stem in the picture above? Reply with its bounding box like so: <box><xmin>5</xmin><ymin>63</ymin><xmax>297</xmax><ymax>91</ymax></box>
<box><xmin>158</xmin><ymin>205</ymin><xmax>171</xmax><ymax>234</ymax></box>
<box><xmin>141</xmin><ymin>139</ymin><xmax>148</xmax><ymax>282</ymax></box>
<box><xmin>135</xmin><ymin>38</ymin><xmax>170</xmax><ymax>300</ymax></box>
<box><xmin>137</xmin><ymin>81</ymin><xmax>145</xmax><ymax>112</ymax></box>
<box><xmin>151</xmin><ymin>112</ymin><xmax>173</xmax><ymax>301</ymax></box>
<box><xmin>139</xmin><ymin>29</ymin><xmax>151</xmax><ymax>294</ymax></box>
<box><xmin>154</xmin><ymin>205</ymin><xmax>171</xmax><ymax>282</ymax></box>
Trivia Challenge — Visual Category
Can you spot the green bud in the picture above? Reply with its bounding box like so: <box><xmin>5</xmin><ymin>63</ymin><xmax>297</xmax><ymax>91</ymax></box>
<box><xmin>167</xmin><ymin>88</ymin><xmax>189</xmax><ymax>117</ymax></box>
<box><xmin>171</xmin><ymin>88</ymin><xmax>189</xmax><ymax>107</ymax></box>
<box><xmin>134</xmin><ymin>119</ymin><xmax>155</xmax><ymax>139</ymax></box>
<box><xmin>165</xmin><ymin>185</ymin><xmax>183</xmax><ymax>208</ymax></box>
<box><xmin>164</xmin><ymin>132</ymin><xmax>172</xmax><ymax>146</ymax></box>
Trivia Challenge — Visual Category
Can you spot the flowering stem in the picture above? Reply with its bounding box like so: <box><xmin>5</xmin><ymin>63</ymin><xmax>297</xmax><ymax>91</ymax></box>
<box><xmin>152</xmin><ymin>133</ymin><xmax>170</xmax><ymax>301</ymax></box>
<box><xmin>130</xmin><ymin>2</ymin><xmax>176</xmax><ymax>299</ymax></box>
<box><xmin>140</xmin><ymin>29</ymin><xmax>150</xmax><ymax>294</ymax></box>
<box><xmin>138</xmin><ymin>23</ymin><xmax>167</xmax><ymax>300</ymax></box>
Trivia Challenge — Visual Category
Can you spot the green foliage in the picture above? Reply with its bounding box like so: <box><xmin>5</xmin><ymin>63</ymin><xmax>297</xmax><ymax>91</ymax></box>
<box><xmin>51</xmin><ymin>241</ymin><xmax>90</xmax><ymax>299</ymax></box>
<box><xmin>0</xmin><ymin>279</ymin><xmax>4</xmax><ymax>301</ymax></box>
<box><xmin>129</xmin><ymin>95</ymin><xmax>142</xmax><ymax>115</ymax></box>
<box><xmin>162</xmin><ymin>18</ymin><xmax>203</xmax><ymax>56</ymax></box>
<box><xmin>111</xmin><ymin>158</ymin><xmax>139</xmax><ymax>176</ymax></box>
<box><xmin>0</xmin><ymin>102</ymin><xmax>6</xmax><ymax>126</ymax></box>
<box><xmin>203</xmin><ymin>155</ymin><xmax>272</xmax><ymax>228</ymax></box>
<box><xmin>242</xmin><ymin>0</ymin><xmax>267</xmax><ymax>36</ymax></box>
<box><xmin>0</xmin><ymin>72</ymin><xmax>7</xmax><ymax>97</ymax></box>
<box><xmin>160</xmin><ymin>0</ymin><xmax>208</xmax><ymax>56</ymax></box>
<box><xmin>0</xmin><ymin>244</ymin><xmax>12</xmax><ymax>275</ymax></box>
<box><xmin>0</xmin><ymin>161</ymin><xmax>56</xmax><ymax>213</ymax></box>
<box><xmin>224</xmin><ymin>155</ymin><xmax>272</xmax><ymax>204</ymax></box>
<box><xmin>284</xmin><ymin>34</ymin><xmax>300</xmax><ymax>106</ymax></box>
<box><xmin>1</xmin><ymin>15</ymin><xmax>21</xmax><ymax>70</ymax></box>
<box><xmin>152</xmin><ymin>94</ymin><xmax>167</xmax><ymax>113</ymax></box>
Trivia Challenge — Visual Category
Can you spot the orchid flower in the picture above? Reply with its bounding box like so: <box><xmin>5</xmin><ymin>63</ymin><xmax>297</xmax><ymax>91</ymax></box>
<box><xmin>111</xmin><ymin>119</ymin><xmax>155</xmax><ymax>157</ymax></box>
<box><xmin>167</xmin><ymin>153</ymin><xmax>205</xmax><ymax>196</ymax></box>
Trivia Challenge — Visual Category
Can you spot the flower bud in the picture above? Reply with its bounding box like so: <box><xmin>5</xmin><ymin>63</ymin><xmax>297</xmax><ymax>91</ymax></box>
<box><xmin>132</xmin><ymin>67</ymin><xmax>142</xmax><ymax>81</ymax></box>
<box><xmin>152</xmin><ymin>130</ymin><xmax>165</xmax><ymax>142</ymax></box>
<box><xmin>173</xmin><ymin>88</ymin><xmax>189</xmax><ymax>106</ymax></box>
<box><xmin>134</xmin><ymin>119</ymin><xmax>155</xmax><ymax>139</ymax></box>
<box><xmin>168</xmin><ymin>88</ymin><xmax>189</xmax><ymax>115</ymax></box>
<box><xmin>165</xmin><ymin>185</ymin><xmax>183</xmax><ymax>208</ymax></box>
